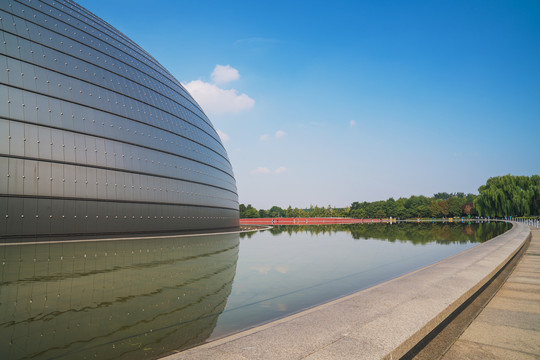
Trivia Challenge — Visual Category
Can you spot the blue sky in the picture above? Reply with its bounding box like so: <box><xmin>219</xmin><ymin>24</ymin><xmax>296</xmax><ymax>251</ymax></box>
<box><xmin>78</xmin><ymin>0</ymin><xmax>540</xmax><ymax>209</ymax></box>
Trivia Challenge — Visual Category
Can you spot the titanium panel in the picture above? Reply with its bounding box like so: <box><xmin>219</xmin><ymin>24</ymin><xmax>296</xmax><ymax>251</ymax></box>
<box><xmin>0</xmin><ymin>0</ymin><xmax>239</xmax><ymax>240</ymax></box>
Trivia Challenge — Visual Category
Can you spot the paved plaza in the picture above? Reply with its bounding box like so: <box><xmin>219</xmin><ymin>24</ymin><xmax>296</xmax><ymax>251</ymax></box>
<box><xmin>442</xmin><ymin>227</ymin><xmax>540</xmax><ymax>360</ymax></box>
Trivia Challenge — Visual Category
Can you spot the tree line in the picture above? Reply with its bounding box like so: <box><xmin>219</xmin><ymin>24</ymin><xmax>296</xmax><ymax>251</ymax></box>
<box><xmin>240</xmin><ymin>175</ymin><xmax>540</xmax><ymax>219</ymax></box>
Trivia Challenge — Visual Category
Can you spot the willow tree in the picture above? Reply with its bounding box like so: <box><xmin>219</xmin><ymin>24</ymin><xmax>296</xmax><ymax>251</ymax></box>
<box><xmin>474</xmin><ymin>175</ymin><xmax>540</xmax><ymax>217</ymax></box>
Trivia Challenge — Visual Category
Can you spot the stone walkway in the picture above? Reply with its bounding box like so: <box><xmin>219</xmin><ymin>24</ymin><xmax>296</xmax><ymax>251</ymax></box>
<box><xmin>442</xmin><ymin>227</ymin><xmax>540</xmax><ymax>359</ymax></box>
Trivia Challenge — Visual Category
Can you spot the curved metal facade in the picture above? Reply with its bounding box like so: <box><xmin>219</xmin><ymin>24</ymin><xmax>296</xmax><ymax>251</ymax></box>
<box><xmin>0</xmin><ymin>0</ymin><xmax>239</xmax><ymax>239</ymax></box>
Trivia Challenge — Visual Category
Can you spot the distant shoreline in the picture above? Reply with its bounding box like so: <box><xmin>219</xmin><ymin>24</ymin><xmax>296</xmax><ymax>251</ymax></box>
<box><xmin>240</xmin><ymin>217</ymin><xmax>505</xmax><ymax>226</ymax></box>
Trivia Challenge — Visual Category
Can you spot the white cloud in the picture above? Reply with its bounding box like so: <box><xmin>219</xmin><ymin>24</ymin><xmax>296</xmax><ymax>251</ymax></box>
<box><xmin>251</xmin><ymin>167</ymin><xmax>271</xmax><ymax>174</ymax></box>
<box><xmin>216</xmin><ymin>129</ymin><xmax>230</xmax><ymax>142</ymax></box>
<box><xmin>275</xmin><ymin>166</ymin><xmax>287</xmax><ymax>174</ymax></box>
<box><xmin>275</xmin><ymin>130</ymin><xmax>286</xmax><ymax>138</ymax></box>
<box><xmin>350</xmin><ymin>120</ymin><xmax>356</xmax><ymax>127</ymax></box>
<box><xmin>261</xmin><ymin>131</ymin><xmax>285</xmax><ymax>141</ymax></box>
<box><xmin>211</xmin><ymin>64</ymin><xmax>240</xmax><ymax>84</ymax></box>
<box><xmin>183</xmin><ymin>80</ymin><xmax>255</xmax><ymax>115</ymax></box>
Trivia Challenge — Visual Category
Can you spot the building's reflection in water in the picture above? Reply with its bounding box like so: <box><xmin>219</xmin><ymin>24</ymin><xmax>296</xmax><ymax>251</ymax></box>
<box><xmin>0</xmin><ymin>233</ymin><xmax>239</xmax><ymax>360</ymax></box>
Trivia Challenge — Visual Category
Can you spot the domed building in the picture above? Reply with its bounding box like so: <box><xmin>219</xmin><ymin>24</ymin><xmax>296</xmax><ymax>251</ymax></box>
<box><xmin>0</xmin><ymin>0</ymin><xmax>239</xmax><ymax>239</ymax></box>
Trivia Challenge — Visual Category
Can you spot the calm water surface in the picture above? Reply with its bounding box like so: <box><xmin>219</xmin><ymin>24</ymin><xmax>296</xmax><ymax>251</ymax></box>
<box><xmin>0</xmin><ymin>222</ymin><xmax>511</xmax><ymax>359</ymax></box>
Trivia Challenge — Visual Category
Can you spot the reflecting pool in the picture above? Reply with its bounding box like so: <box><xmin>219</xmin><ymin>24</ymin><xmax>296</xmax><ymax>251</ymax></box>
<box><xmin>0</xmin><ymin>222</ymin><xmax>511</xmax><ymax>359</ymax></box>
<box><xmin>0</xmin><ymin>234</ymin><xmax>239</xmax><ymax>360</ymax></box>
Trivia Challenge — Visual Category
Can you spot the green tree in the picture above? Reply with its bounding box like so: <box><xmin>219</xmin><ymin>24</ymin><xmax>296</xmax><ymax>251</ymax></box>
<box><xmin>405</xmin><ymin>195</ymin><xmax>431</xmax><ymax>218</ymax></box>
<box><xmin>429</xmin><ymin>200</ymin><xmax>442</xmax><ymax>217</ymax></box>
<box><xmin>384</xmin><ymin>198</ymin><xmax>396</xmax><ymax>217</ymax></box>
<box><xmin>243</xmin><ymin>204</ymin><xmax>260</xmax><ymax>218</ymax></box>
<box><xmin>239</xmin><ymin>204</ymin><xmax>247</xmax><ymax>217</ymax></box>
<box><xmin>395</xmin><ymin>198</ymin><xmax>408</xmax><ymax>218</ymax></box>
<box><xmin>308</xmin><ymin>205</ymin><xmax>323</xmax><ymax>217</ymax></box>
<box><xmin>474</xmin><ymin>175</ymin><xmax>540</xmax><ymax>217</ymax></box>
<box><xmin>350</xmin><ymin>208</ymin><xmax>365</xmax><ymax>218</ymax></box>
<box><xmin>269</xmin><ymin>206</ymin><xmax>284</xmax><ymax>217</ymax></box>
<box><xmin>447</xmin><ymin>197</ymin><xmax>463</xmax><ymax>217</ymax></box>
<box><xmin>434</xmin><ymin>192</ymin><xmax>453</xmax><ymax>200</ymax></box>
<box><xmin>285</xmin><ymin>205</ymin><xmax>293</xmax><ymax>217</ymax></box>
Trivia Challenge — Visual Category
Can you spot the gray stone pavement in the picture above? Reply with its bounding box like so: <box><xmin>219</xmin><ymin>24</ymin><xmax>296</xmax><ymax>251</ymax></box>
<box><xmin>162</xmin><ymin>223</ymin><xmax>531</xmax><ymax>360</ymax></box>
<box><xmin>442</xmin><ymin>227</ymin><xmax>540</xmax><ymax>360</ymax></box>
